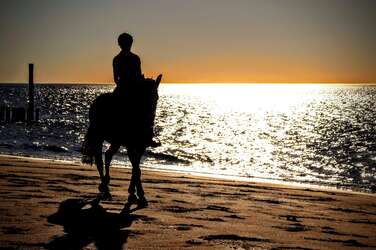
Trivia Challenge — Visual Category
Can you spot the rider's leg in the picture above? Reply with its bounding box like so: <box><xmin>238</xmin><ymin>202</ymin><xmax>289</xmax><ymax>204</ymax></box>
<box><xmin>104</xmin><ymin>144</ymin><xmax>120</xmax><ymax>186</ymax></box>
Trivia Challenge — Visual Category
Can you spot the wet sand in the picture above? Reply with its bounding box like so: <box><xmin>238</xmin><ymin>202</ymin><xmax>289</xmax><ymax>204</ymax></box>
<box><xmin>0</xmin><ymin>154</ymin><xmax>375</xmax><ymax>249</ymax></box>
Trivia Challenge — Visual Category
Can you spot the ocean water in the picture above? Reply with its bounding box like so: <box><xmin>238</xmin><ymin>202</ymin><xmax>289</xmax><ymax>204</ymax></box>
<box><xmin>0</xmin><ymin>83</ymin><xmax>375</xmax><ymax>192</ymax></box>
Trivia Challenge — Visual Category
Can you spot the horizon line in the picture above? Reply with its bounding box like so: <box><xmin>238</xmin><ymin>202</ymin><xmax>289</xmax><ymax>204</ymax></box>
<box><xmin>0</xmin><ymin>81</ymin><xmax>375</xmax><ymax>85</ymax></box>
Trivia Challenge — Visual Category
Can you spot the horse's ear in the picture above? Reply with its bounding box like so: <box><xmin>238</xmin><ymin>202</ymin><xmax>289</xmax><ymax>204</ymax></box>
<box><xmin>155</xmin><ymin>74</ymin><xmax>162</xmax><ymax>87</ymax></box>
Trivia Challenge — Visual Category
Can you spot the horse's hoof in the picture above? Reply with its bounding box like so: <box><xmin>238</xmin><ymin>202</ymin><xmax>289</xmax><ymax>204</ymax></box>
<box><xmin>90</xmin><ymin>197</ymin><xmax>101</xmax><ymax>207</ymax></box>
<box><xmin>98</xmin><ymin>190</ymin><xmax>112</xmax><ymax>201</ymax></box>
<box><xmin>98</xmin><ymin>183</ymin><xmax>109</xmax><ymax>193</ymax></box>
<box><xmin>99</xmin><ymin>191</ymin><xmax>112</xmax><ymax>201</ymax></box>
<box><xmin>127</xmin><ymin>194</ymin><xmax>138</xmax><ymax>204</ymax></box>
<box><xmin>97</xmin><ymin>189</ymin><xmax>112</xmax><ymax>201</ymax></box>
<box><xmin>137</xmin><ymin>197</ymin><xmax>148</xmax><ymax>208</ymax></box>
<box><xmin>120</xmin><ymin>203</ymin><xmax>131</xmax><ymax>215</ymax></box>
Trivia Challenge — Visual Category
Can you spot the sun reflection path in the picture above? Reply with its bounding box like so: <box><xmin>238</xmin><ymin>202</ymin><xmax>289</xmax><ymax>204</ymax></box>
<box><xmin>152</xmin><ymin>84</ymin><xmax>376</xmax><ymax>190</ymax></box>
<box><xmin>157</xmin><ymin>84</ymin><xmax>328</xmax><ymax>176</ymax></box>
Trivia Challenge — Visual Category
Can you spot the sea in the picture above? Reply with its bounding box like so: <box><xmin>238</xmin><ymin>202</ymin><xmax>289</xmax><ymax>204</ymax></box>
<box><xmin>0</xmin><ymin>83</ymin><xmax>375</xmax><ymax>193</ymax></box>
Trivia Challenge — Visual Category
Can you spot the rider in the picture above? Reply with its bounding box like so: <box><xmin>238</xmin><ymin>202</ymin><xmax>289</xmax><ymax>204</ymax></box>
<box><xmin>112</xmin><ymin>33</ymin><xmax>160</xmax><ymax>147</ymax></box>
<box><xmin>113</xmin><ymin>32</ymin><xmax>143</xmax><ymax>94</ymax></box>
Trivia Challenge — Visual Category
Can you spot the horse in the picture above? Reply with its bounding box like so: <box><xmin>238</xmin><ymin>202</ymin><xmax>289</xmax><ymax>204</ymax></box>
<box><xmin>81</xmin><ymin>75</ymin><xmax>162</xmax><ymax>209</ymax></box>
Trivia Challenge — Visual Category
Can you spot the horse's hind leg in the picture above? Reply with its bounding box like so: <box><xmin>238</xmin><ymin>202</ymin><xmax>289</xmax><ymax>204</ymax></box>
<box><xmin>94</xmin><ymin>146</ymin><xmax>105</xmax><ymax>191</ymax></box>
<box><xmin>94</xmin><ymin>144</ymin><xmax>110</xmax><ymax>199</ymax></box>
<box><xmin>104</xmin><ymin>144</ymin><xmax>120</xmax><ymax>187</ymax></box>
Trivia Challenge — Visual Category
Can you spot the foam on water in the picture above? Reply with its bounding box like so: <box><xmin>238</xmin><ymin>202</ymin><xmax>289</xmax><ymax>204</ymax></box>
<box><xmin>0</xmin><ymin>83</ymin><xmax>375</xmax><ymax>192</ymax></box>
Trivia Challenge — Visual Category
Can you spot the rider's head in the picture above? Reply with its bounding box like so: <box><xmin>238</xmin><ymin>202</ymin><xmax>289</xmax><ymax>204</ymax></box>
<box><xmin>118</xmin><ymin>33</ymin><xmax>133</xmax><ymax>51</ymax></box>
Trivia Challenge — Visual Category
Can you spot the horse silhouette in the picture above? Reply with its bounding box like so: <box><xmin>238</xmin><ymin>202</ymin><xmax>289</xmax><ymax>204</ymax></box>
<box><xmin>82</xmin><ymin>75</ymin><xmax>162</xmax><ymax>208</ymax></box>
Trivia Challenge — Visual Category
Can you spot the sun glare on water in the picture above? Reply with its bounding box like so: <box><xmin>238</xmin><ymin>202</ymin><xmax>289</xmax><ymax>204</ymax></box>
<box><xmin>161</xmin><ymin>83</ymin><xmax>327</xmax><ymax>112</ymax></box>
<box><xmin>156</xmin><ymin>83</ymin><xmax>365</xmax><ymax>185</ymax></box>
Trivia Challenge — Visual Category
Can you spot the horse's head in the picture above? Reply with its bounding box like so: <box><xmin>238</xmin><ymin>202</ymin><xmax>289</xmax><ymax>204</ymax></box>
<box><xmin>144</xmin><ymin>74</ymin><xmax>162</xmax><ymax>89</ymax></box>
<box><xmin>155</xmin><ymin>74</ymin><xmax>162</xmax><ymax>88</ymax></box>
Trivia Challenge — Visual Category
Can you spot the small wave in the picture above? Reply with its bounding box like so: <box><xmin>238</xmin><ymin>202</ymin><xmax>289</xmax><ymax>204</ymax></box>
<box><xmin>146</xmin><ymin>150</ymin><xmax>190</xmax><ymax>164</ymax></box>
<box><xmin>43</xmin><ymin>145</ymin><xmax>69</xmax><ymax>153</ymax></box>
<box><xmin>22</xmin><ymin>143</ymin><xmax>69</xmax><ymax>153</ymax></box>
<box><xmin>0</xmin><ymin>143</ymin><xmax>14</xmax><ymax>149</ymax></box>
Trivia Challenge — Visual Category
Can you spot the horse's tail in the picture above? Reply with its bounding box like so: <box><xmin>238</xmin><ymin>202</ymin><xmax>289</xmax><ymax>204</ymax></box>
<box><xmin>81</xmin><ymin>92</ymin><xmax>111</xmax><ymax>164</ymax></box>
<box><xmin>81</xmin><ymin>126</ymin><xmax>96</xmax><ymax>165</ymax></box>
<box><xmin>81</xmin><ymin>102</ymin><xmax>99</xmax><ymax>165</ymax></box>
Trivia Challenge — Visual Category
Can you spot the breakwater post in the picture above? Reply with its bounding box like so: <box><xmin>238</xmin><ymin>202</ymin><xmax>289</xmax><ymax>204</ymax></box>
<box><xmin>27</xmin><ymin>63</ymin><xmax>35</xmax><ymax>122</ymax></box>
<box><xmin>0</xmin><ymin>63</ymin><xmax>39</xmax><ymax>123</ymax></box>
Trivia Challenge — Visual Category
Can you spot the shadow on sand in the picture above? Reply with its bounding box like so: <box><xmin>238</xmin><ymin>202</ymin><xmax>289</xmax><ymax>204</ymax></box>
<box><xmin>46</xmin><ymin>198</ymin><xmax>146</xmax><ymax>250</ymax></box>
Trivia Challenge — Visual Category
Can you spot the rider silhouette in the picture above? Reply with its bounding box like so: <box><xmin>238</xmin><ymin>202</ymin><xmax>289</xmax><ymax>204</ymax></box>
<box><xmin>112</xmin><ymin>32</ymin><xmax>160</xmax><ymax>147</ymax></box>
<box><xmin>113</xmin><ymin>33</ymin><xmax>143</xmax><ymax>95</ymax></box>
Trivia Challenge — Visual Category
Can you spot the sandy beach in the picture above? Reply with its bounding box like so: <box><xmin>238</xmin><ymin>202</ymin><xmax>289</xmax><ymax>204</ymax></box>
<box><xmin>0</xmin><ymin>154</ymin><xmax>375</xmax><ymax>249</ymax></box>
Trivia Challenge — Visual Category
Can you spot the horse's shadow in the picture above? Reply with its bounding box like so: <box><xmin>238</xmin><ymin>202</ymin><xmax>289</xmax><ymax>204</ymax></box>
<box><xmin>46</xmin><ymin>198</ymin><xmax>145</xmax><ymax>250</ymax></box>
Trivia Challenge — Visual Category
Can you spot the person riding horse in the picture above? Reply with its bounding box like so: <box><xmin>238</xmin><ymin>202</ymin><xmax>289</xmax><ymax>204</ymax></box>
<box><xmin>82</xmin><ymin>33</ymin><xmax>162</xmax><ymax>211</ymax></box>
<box><xmin>112</xmin><ymin>33</ymin><xmax>160</xmax><ymax>147</ymax></box>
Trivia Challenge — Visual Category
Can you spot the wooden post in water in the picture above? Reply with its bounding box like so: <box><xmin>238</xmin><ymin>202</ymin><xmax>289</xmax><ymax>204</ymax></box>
<box><xmin>5</xmin><ymin>107</ymin><xmax>11</xmax><ymax>122</ymax></box>
<box><xmin>27</xmin><ymin>63</ymin><xmax>34</xmax><ymax>122</ymax></box>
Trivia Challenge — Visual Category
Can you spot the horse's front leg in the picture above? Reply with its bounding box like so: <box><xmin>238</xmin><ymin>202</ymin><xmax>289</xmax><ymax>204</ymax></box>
<box><xmin>127</xmin><ymin>147</ymin><xmax>148</xmax><ymax>207</ymax></box>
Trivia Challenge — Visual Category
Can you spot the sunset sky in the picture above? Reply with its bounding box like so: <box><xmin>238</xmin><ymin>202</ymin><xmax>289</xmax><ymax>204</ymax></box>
<box><xmin>0</xmin><ymin>0</ymin><xmax>375</xmax><ymax>83</ymax></box>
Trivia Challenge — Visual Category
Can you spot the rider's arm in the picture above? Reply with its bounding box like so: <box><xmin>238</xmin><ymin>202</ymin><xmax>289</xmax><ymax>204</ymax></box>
<box><xmin>134</xmin><ymin>55</ymin><xmax>143</xmax><ymax>81</ymax></box>
<box><xmin>113</xmin><ymin>57</ymin><xmax>120</xmax><ymax>86</ymax></box>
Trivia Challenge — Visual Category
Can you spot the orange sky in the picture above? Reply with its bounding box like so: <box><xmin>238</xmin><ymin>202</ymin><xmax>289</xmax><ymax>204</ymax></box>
<box><xmin>1</xmin><ymin>0</ymin><xmax>375</xmax><ymax>83</ymax></box>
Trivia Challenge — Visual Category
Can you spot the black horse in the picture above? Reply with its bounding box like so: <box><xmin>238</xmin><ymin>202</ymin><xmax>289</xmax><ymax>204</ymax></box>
<box><xmin>82</xmin><ymin>75</ymin><xmax>162</xmax><ymax>208</ymax></box>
